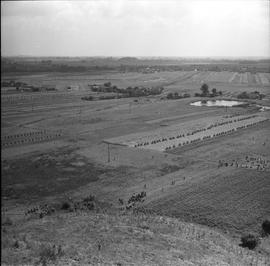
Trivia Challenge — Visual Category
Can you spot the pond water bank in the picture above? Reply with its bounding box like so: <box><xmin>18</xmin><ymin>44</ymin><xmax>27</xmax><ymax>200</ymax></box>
<box><xmin>190</xmin><ymin>100</ymin><xmax>245</xmax><ymax>107</ymax></box>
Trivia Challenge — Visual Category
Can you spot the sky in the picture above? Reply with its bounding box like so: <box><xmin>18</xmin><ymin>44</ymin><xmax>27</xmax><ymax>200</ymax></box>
<box><xmin>1</xmin><ymin>0</ymin><xmax>270</xmax><ymax>57</ymax></box>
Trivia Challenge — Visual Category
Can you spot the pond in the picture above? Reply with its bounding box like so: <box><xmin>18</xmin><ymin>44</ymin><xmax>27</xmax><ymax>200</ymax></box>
<box><xmin>190</xmin><ymin>99</ymin><xmax>245</xmax><ymax>107</ymax></box>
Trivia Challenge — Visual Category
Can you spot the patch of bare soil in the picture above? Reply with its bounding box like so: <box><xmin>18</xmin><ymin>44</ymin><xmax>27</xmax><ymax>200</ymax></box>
<box><xmin>1</xmin><ymin>148</ymin><xmax>108</xmax><ymax>201</ymax></box>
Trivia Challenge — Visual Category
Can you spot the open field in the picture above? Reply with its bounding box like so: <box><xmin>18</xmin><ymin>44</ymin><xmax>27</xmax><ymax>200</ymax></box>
<box><xmin>2</xmin><ymin>67</ymin><xmax>270</xmax><ymax>264</ymax></box>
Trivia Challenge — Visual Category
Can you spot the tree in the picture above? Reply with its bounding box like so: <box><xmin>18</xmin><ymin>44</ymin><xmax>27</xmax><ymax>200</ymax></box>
<box><xmin>212</xmin><ymin>88</ymin><xmax>217</xmax><ymax>95</ymax></box>
<box><xmin>167</xmin><ymin>92</ymin><xmax>174</xmax><ymax>99</ymax></box>
<box><xmin>200</xmin><ymin>83</ymin><xmax>209</xmax><ymax>96</ymax></box>
<box><xmin>262</xmin><ymin>220</ymin><xmax>270</xmax><ymax>236</ymax></box>
<box><xmin>240</xmin><ymin>234</ymin><xmax>258</xmax><ymax>250</ymax></box>
<box><xmin>112</xmin><ymin>85</ymin><xmax>118</xmax><ymax>92</ymax></box>
<box><xmin>104</xmin><ymin>82</ymin><xmax>111</xmax><ymax>87</ymax></box>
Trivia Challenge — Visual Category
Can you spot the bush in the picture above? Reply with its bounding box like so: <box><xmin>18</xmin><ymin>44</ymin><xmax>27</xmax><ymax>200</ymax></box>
<box><xmin>83</xmin><ymin>194</ymin><xmax>95</xmax><ymax>203</ymax></box>
<box><xmin>14</xmin><ymin>240</ymin><xmax>20</xmax><ymax>249</ymax></box>
<box><xmin>61</xmin><ymin>202</ymin><xmax>71</xmax><ymax>210</ymax></box>
<box><xmin>84</xmin><ymin>201</ymin><xmax>95</xmax><ymax>210</ymax></box>
<box><xmin>240</xmin><ymin>234</ymin><xmax>258</xmax><ymax>250</ymax></box>
<box><xmin>82</xmin><ymin>195</ymin><xmax>95</xmax><ymax>210</ymax></box>
<box><xmin>262</xmin><ymin>220</ymin><xmax>270</xmax><ymax>236</ymax></box>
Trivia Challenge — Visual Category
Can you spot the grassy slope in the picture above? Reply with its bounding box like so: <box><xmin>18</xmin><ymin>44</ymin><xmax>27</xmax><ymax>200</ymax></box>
<box><xmin>2</xmin><ymin>210</ymin><xmax>270</xmax><ymax>266</ymax></box>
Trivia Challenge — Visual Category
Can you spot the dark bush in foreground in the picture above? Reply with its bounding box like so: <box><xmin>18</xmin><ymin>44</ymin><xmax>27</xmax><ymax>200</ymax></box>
<box><xmin>240</xmin><ymin>234</ymin><xmax>258</xmax><ymax>250</ymax></box>
<box><xmin>262</xmin><ymin>220</ymin><xmax>270</xmax><ymax>236</ymax></box>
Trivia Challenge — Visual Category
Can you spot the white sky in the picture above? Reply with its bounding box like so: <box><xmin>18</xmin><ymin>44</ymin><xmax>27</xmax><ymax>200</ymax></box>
<box><xmin>1</xmin><ymin>0</ymin><xmax>269</xmax><ymax>57</ymax></box>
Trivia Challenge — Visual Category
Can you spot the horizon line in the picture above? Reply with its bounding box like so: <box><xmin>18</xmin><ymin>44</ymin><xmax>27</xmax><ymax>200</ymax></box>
<box><xmin>2</xmin><ymin>55</ymin><xmax>270</xmax><ymax>59</ymax></box>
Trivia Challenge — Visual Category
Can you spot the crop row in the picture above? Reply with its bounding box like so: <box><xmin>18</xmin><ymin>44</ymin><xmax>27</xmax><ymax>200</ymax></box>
<box><xmin>133</xmin><ymin>117</ymin><xmax>268</xmax><ymax>151</ymax></box>
<box><xmin>134</xmin><ymin>115</ymin><xmax>258</xmax><ymax>149</ymax></box>
<box><xmin>1</xmin><ymin>132</ymin><xmax>62</xmax><ymax>148</ymax></box>
<box><xmin>2</xmin><ymin>130</ymin><xmax>51</xmax><ymax>140</ymax></box>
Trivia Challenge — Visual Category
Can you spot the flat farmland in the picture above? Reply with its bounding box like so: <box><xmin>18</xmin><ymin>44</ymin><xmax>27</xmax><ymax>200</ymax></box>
<box><xmin>2</xmin><ymin>69</ymin><xmax>270</xmax><ymax>242</ymax></box>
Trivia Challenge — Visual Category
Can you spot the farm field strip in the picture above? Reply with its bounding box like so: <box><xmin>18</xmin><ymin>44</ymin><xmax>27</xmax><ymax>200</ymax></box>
<box><xmin>229</xmin><ymin>72</ymin><xmax>237</xmax><ymax>83</ymax></box>
<box><xmin>254</xmin><ymin>74</ymin><xmax>261</xmax><ymax>85</ymax></box>
<box><xmin>239</xmin><ymin>73</ymin><xmax>243</xmax><ymax>83</ymax></box>
<box><xmin>105</xmin><ymin>114</ymin><xmax>268</xmax><ymax>151</ymax></box>
<box><xmin>264</xmin><ymin>72</ymin><xmax>270</xmax><ymax>82</ymax></box>
<box><xmin>204</xmin><ymin>72</ymin><xmax>215</xmax><ymax>82</ymax></box>
<box><xmin>105</xmin><ymin>115</ymin><xmax>227</xmax><ymax>145</ymax></box>
<box><xmin>232</xmin><ymin>73</ymin><xmax>241</xmax><ymax>83</ymax></box>
<box><xmin>1</xmin><ymin>100</ymin><xmax>89</xmax><ymax>117</ymax></box>
<box><xmin>258</xmin><ymin>73</ymin><xmax>269</xmax><ymax>85</ymax></box>
<box><xmin>242</xmin><ymin>72</ymin><xmax>248</xmax><ymax>83</ymax></box>
<box><xmin>145</xmin><ymin>109</ymin><xmax>217</xmax><ymax>124</ymax></box>
<box><xmin>143</xmin><ymin>116</ymin><xmax>268</xmax><ymax>152</ymax></box>
<box><xmin>1</xmin><ymin>129</ymin><xmax>63</xmax><ymax>149</ymax></box>
<box><xmin>247</xmin><ymin>72</ymin><xmax>256</xmax><ymax>84</ymax></box>
<box><xmin>1</xmin><ymin>94</ymin><xmax>83</xmax><ymax>105</ymax></box>
<box><xmin>219</xmin><ymin>72</ymin><xmax>234</xmax><ymax>83</ymax></box>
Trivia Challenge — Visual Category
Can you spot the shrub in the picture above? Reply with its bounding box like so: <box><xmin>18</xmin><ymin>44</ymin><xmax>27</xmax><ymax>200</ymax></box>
<box><xmin>83</xmin><ymin>194</ymin><xmax>95</xmax><ymax>203</ymax></box>
<box><xmin>14</xmin><ymin>240</ymin><xmax>20</xmax><ymax>249</ymax></box>
<box><xmin>84</xmin><ymin>202</ymin><xmax>95</xmax><ymax>210</ymax></box>
<box><xmin>82</xmin><ymin>195</ymin><xmax>95</xmax><ymax>210</ymax></box>
<box><xmin>240</xmin><ymin>234</ymin><xmax>258</xmax><ymax>250</ymax></box>
<box><xmin>61</xmin><ymin>201</ymin><xmax>71</xmax><ymax>210</ymax></box>
<box><xmin>262</xmin><ymin>220</ymin><xmax>270</xmax><ymax>236</ymax></box>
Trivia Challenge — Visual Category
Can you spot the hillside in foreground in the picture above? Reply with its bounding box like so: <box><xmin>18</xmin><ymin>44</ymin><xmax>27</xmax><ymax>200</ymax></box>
<box><xmin>2</xmin><ymin>205</ymin><xmax>270</xmax><ymax>266</ymax></box>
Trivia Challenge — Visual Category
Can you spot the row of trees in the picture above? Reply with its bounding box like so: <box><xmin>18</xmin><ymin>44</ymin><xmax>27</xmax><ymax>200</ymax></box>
<box><xmin>166</xmin><ymin>92</ymin><xmax>190</xmax><ymax>99</ymax></box>
<box><xmin>195</xmin><ymin>83</ymin><xmax>223</xmax><ymax>97</ymax></box>
<box><xmin>90</xmin><ymin>82</ymin><xmax>164</xmax><ymax>97</ymax></box>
